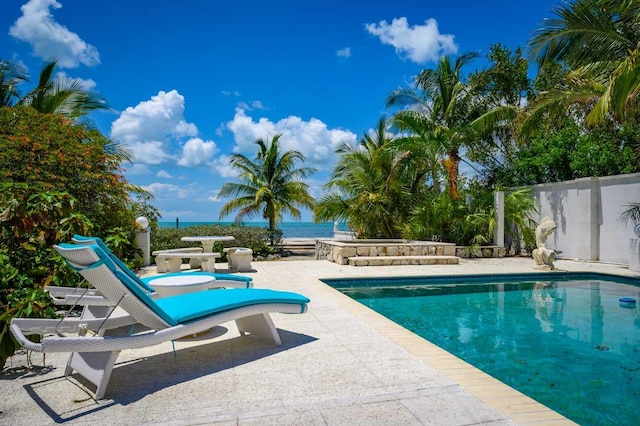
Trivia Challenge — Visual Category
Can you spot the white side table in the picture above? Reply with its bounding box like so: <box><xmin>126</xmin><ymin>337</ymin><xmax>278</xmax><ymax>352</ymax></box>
<box><xmin>147</xmin><ymin>275</ymin><xmax>215</xmax><ymax>298</ymax></box>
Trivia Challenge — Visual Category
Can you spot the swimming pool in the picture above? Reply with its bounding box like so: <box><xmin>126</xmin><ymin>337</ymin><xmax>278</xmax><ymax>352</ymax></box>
<box><xmin>324</xmin><ymin>272</ymin><xmax>640</xmax><ymax>426</ymax></box>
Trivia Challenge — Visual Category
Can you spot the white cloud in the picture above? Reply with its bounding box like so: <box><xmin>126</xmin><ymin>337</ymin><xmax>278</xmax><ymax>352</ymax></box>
<box><xmin>111</xmin><ymin>90</ymin><xmax>198</xmax><ymax>164</ymax></box>
<box><xmin>128</xmin><ymin>141</ymin><xmax>172</xmax><ymax>165</ymax></box>
<box><xmin>213</xmin><ymin>154</ymin><xmax>237</xmax><ymax>178</ymax></box>
<box><xmin>143</xmin><ymin>182</ymin><xmax>197</xmax><ymax>200</ymax></box>
<box><xmin>55</xmin><ymin>71</ymin><xmax>96</xmax><ymax>91</ymax></box>
<box><xmin>237</xmin><ymin>100</ymin><xmax>268</xmax><ymax>111</ymax></box>
<box><xmin>225</xmin><ymin>108</ymin><xmax>357</xmax><ymax>168</ymax></box>
<box><xmin>365</xmin><ymin>17</ymin><xmax>457</xmax><ymax>64</ymax></box>
<box><xmin>222</xmin><ymin>90</ymin><xmax>241</xmax><ymax>97</ymax></box>
<box><xmin>336</xmin><ymin>47</ymin><xmax>351</xmax><ymax>58</ymax></box>
<box><xmin>9</xmin><ymin>0</ymin><xmax>100</xmax><ymax>68</ymax></box>
<box><xmin>177</xmin><ymin>137</ymin><xmax>219</xmax><ymax>167</ymax></box>
<box><xmin>156</xmin><ymin>170</ymin><xmax>172</xmax><ymax>178</ymax></box>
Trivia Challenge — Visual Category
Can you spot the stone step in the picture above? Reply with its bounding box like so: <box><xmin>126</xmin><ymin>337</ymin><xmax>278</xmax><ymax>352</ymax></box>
<box><xmin>348</xmin><ymin>255</ymin><xmax>460</xmax><ymax>267</ymax></box>
<box><xmin>281</xmin><ymin>238</ymin><xmax>317</xmax><ymax>251</ymax></box>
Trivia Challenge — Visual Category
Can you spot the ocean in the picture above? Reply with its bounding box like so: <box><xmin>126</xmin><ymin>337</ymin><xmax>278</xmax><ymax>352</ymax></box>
<box><xmin>157</xmin><ymin>221</ymin><xmax>347</xmax><ymax>239</ymax></box>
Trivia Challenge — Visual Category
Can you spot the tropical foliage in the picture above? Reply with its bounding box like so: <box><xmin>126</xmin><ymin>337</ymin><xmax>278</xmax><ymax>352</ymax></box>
<box><xmin>218</xmin><ymin>134</ymin><xmax>316</xmax><ymax>244</ymax></box>
<box><xmin>315</xmin><ymin>117</ymin><xmax>428</xmax><ymax>238</ymax></box>
<box><xmin>525</xmin><ymin>0</ymin><xmax>640</xmax><ymax>128</ymax></box>
<box><xmin>387</xmin><ymin>53</ymin><xmax>482</xmax><ymax>200</ymax></box>
<box><xmin>0</xmin><ymin>106</ymin><xmax>141</xmax><ymax>367</ymax></box>
<box><xmin>1</xmin><ymin>58</ymin><xmax>109</xmax><ymax>120</ymax></box>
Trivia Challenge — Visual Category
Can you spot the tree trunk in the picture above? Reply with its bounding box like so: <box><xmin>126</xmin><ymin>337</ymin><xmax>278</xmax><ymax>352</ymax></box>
<box><xmin>443</xmin><ymin>149</ymin><xmax>460</xmax><ymax>200</ymax></box>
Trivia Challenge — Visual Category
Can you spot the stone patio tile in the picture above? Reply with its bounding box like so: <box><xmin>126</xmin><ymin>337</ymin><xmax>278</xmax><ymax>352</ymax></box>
<box><xmin>401</xmin><ymin>390</ymin><xmax>514</xmax><ymax>425</ymax></box>
<box><xmin>320</xmin><ymin>400</ymin><xmax>422</xmax><ymax>425</ymax></box>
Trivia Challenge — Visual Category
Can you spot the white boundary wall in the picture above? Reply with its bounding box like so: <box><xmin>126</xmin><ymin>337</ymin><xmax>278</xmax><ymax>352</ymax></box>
<box><xmin>527</xmin><ymin>173</ymin><xmax>640</xmax><ymax>264</ymax></box>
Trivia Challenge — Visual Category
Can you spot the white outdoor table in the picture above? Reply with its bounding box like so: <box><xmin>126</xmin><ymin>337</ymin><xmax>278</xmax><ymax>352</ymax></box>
<box><xmin>147</xmin><ymin>274</ymin><xmax>216</xmax><ymax>298</ymax></box>
<box><xmin>181</xmin><ymin>235</ymin><xmax>235</xmax><ymax>253</ymax></box>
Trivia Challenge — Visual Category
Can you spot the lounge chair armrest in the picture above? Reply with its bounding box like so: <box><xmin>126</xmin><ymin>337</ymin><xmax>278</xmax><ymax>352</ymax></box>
<box><xmin>45</xmin><ymin>286</ymin><xmax>111</xmax><ymax>306</ymax></box>
<box><xmin>9</xmin><ymin>323</ymin><xmax>43</xmax><ymax>352</ymax></box>
<box><xmin>11</xmin><ymin>315</ymin><xmax>136</xmax><ymax>337</ymax></box>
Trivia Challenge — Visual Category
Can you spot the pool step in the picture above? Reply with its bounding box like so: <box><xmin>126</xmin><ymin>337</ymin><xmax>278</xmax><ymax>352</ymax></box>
<box><xmin>348</xmin><ymin>255</ymin><xmax>460</xmax><ymax>266</ymax></box>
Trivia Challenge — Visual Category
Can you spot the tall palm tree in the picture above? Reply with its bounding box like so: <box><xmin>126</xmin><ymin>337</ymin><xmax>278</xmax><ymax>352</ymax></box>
<box><xmin>387</xmin><ymin>52</ymin><xmax>480</xmax><ymax>199</ymax></box>
<box><xmin>19</xmin><ymin>60</ymin><xmax>108</xmax><ymax>118</ymax></box>
<box><xmin>527</xmin><ymin>0</ymin><xmax>640</xmax><ymax>126</ymax></box>
<box><xmin>218</xmin><ymin>134</ymin><xmax>316</xmax><ymax>244</ymax></box>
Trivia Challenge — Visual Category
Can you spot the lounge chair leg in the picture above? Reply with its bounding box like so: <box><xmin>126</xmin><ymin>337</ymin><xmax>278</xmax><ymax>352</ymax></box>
<box><xmin>66</xmin><ymin>350</ymin><xmax>121</xmax><ymax>399</ymax></box>
<box><xmin>65</xmin><ymin>306</ymin><xmax>127</xmax><ymax>399</ymax></box>
<box><xmin>235</xmin><ymin>313</ymin><xmax>282</xmax><ymax>346</ymax></box>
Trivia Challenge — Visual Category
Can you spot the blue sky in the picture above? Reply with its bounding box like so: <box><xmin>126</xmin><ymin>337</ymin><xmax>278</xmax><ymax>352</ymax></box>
<box><xmin>2</xmin><ymin>0</ymin><xmax>558</xmax><ymax>222</ymax></box>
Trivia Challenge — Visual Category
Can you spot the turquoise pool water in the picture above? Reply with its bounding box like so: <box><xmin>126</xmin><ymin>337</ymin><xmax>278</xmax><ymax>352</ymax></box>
<box><xmin>325</xmin><ymin>273</ymin><xmax>640</xmax><ymax>426</ymax></box>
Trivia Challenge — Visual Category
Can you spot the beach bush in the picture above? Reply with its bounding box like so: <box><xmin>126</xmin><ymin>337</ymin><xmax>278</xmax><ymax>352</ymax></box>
<box><xmin>0</xmin><ymin>106</ymin><xmax>141</xmax><ymax>368</ymax></box>
<box><xmin>151</xmin><ymin>224</ymin><xmax>279</xmax><ymax>260</ymax></box>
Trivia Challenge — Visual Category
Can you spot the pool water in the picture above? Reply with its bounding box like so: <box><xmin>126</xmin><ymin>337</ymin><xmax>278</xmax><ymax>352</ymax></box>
<box><xmin>327</xmin><ymin>273</ymin><xmax>640</xmax><ymax>426</ymax></box>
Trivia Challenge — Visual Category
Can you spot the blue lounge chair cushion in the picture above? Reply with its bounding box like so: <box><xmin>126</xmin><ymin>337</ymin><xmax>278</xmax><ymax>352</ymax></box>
<box><xmin>155</xmin><ymin>288</ymin><xmax>310</xmax><ymax>323</ymax></box>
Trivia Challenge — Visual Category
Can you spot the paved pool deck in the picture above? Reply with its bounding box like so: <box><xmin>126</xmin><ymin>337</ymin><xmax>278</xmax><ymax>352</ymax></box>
<box><xmin>2</xmin><ymin>257</ymin><xmax>637</xmax><ymax>425</ymax></box>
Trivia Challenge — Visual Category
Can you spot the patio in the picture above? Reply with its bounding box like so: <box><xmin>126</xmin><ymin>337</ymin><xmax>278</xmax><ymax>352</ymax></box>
<box><xmin>2</xmin><ymin>257</ymin><xmax>634</xmax><ymax>425</ymax></box>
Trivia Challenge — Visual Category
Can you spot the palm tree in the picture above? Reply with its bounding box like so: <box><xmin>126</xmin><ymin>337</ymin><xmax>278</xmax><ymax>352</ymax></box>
<box><xmin>19</xmin><ymin>60</ymin><xmax>108</xmax><ymax>118</ymax></box>
<box><xmin>387</xmin><ymin>52</ymin><xmax>480</xmax><ymax>199</ymax></box>
<box><xmin>218</xmin><ymin>134</ymin><xmax>316</xmax><ymax>245</ymax></box>
<box><xmin>390</xmin><ymin>109</ymin><xmax>445</xmax><ymax>194</ymax></box>
<box><xmin>527</xmin><ymin>0</ymin><xmax>640</xmax><ymax>126</ymax></box>
<box><xmin>0</xmin><ymin>58</ymin><xmax>27</xmax><ymax>107</ymax></box>
<box><xmin>314</xmin><ymin>117</ymin><xmax>422</xmax><ymax>238</ymax></box>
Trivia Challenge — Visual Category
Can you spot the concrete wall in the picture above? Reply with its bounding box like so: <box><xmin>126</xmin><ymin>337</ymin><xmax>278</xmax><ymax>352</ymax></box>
<box><xmin>528</xmin><ymin>173</ymin><xmax>640</xmax><ymax>264</ymax></box>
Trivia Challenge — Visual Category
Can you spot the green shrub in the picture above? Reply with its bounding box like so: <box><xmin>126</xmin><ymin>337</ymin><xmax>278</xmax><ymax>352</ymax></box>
<box><xmin>151</xmin><ymin>224</ymin><xmax>279</xmax><ymax>260</ymax></box>
<box><xmin>0</xmin><ymin>106</ymin><xmax>142</xmax><ymax>368</ymax></box>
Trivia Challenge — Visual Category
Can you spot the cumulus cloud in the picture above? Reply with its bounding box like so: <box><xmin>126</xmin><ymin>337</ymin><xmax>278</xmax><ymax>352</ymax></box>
<box><xmin>225</xmin><ymin>108</ymin><xmax>357</xmax><ymax>168</ymax></box>
<box><xmin>336</xmin><ymin>47</ymin><xmax>351</xmax><ymax>58</ymax></box>
<box><xmin>177</xmin><ymin>137</ymin><xmax>219</xmax><ymax>167</ymax></box>
<box><xmin>9</xmin><ymin>0</ymin><xmax>100</xmax><ymax>68</ymax></box>
<box><xmin>222</xmin><ymin>90</ymin><xmax>241</xmax><ymax>97</ymax></box>
<box><xmin>365</xmin><ymin>17</ymin><xmax>457</xmax><ymax>64</ymax></box>
<box><xmin>111</xmin><ymin>90</ymin><xmax>198</xmax><ymax>164</ymax></box>
<box><xmin>156</xmin><ymin>170</ymin><xmax>173</xmax><ymax>178</ymax></box>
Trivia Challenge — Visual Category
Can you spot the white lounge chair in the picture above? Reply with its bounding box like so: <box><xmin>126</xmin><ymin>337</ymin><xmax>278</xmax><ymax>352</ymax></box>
<box><xmin>10</xmin><ymin>243</ymin><xmax>309</xmax><ymax>399</ymax></box>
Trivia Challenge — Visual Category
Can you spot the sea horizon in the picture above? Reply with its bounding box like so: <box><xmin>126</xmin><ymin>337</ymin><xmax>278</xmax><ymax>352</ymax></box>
<box><xmin>157</xmin><ymin>221</ymin><xmax>347</xmax><ymax>239</ymax></box>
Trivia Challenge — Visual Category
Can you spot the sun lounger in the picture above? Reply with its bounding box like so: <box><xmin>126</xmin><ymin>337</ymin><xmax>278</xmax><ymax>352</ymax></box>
<box><xmin>10</xmin><ymin>243</ymin><xmax>309</xmax><ymax>399</ymax></box>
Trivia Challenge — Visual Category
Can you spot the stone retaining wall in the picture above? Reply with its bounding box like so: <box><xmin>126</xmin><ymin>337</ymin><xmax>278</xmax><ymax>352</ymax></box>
<box><xmin>455</xmin><ymin>246</ymin><xmax>507</xmax><ymax>258</ymax></box>
<box><xmin>316</xmin><ymin>239</ymin><xmax>507</xmax><ymax>264</ymax></box>
<box><xmin>316</xmin><ymin>239</ymin><xmax>456</xmax><ymax>265</ymax></box>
